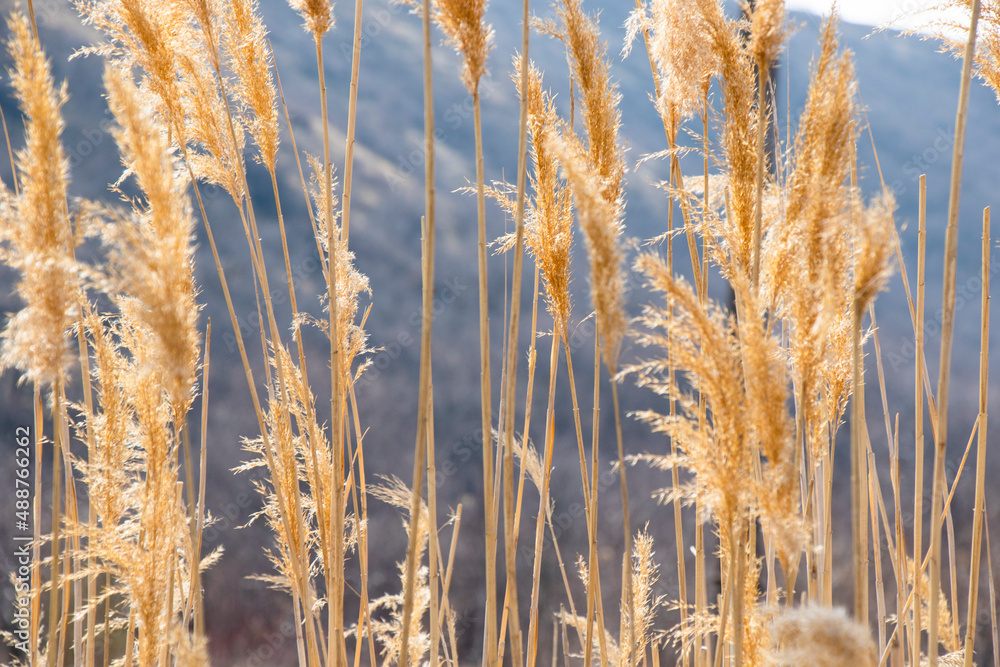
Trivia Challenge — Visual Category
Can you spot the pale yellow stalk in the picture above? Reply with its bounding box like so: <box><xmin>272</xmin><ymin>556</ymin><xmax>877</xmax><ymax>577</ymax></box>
<box><xmin>914</xmin><ymin>173</ymin><xmax>927</xmax><ymax>667</ymax></box>
<box><xmin>930</xmin><ymin>3</ymin><xmax>981</xmax><ymax>663</ymax></box>
<box><xmin>962</xmin><ymin>207</ymin><xmax>990</xmax><ymax>667</ymax></box>
<box><xmin>399</xmin><ymin>0</ymin><xmax>438</xmax><ymax>662</ymax></box>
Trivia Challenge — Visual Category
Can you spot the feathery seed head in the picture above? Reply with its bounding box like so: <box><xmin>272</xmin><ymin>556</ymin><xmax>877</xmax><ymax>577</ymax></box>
<box><xmin>547</xmin><ymin>0</ymin><xmax>626</xmax><ymax>210</ymax></box>
<box><xmin>511</xmin><ymin>432</ymin><xmax>545</xmax><ymax>493</ymax></box>
<box><xmin>784</xmin><ymin>15</ymin><xmax>856</xmax><ymax>230</ymax></box>
<box><xmin>749</xmin><ymin>0</ymin><xmax>787</xmax><ymax>68</ymax></box>
<box><xmin>853</xmin><ymin>192</ymin><xmax>896</xmax><ymax>314</ymax></box>
<box><xmin>625</xmin><ymin>0</ymin><xmax>722</xmax><ymax>120</ymax></box>
<box><xmin>768</xmin><ymin>605</ymin><xmax>877</xmax><ymax>666</ymax></box>
<box><xmin>0</xmin><ymin>11</ymin><xmax>78</xmax><ymax>388</ymax></box>
<box><xmin>629</xmin><ymin>254</ymin><xmax>756</xmax><ymax>528</ymax></box>
<box><xmin>369</xmin><ymin>565</ymin><xmax>432</xmax><ymax>664</ymax></box>
<box><xmin>288</xmin><ymin>0</ymin><xmax>334</xmax><ymax>37</ymax></box>
<box><xmin>973</xmin><ymin>0</ymin><xmax>1000</xmax><ymax>101</ymax></box>
<box><xmin>711</xmin><ymin>8</ymin><xmax>760</xmax><ymax>277</ymax></box>
<box><xmin>75</xmin><ymin>0</ymin><xmax>190</xmax><ymax>131</ymax></box>
<box><xmin>907</xmin><ymin>0</ymin><xmax>1000</xmax><ymax>103</ymax></box>
<box><xmin>622</xmin><ymin>529</ymin><xmax>665</xmax><ymax>661</ymax></box>
<box><xmin>224</xmin><ymin>0</ymin><xmax>280</xmax><ymax>170</ymax></box>
<box><xmin>368</xmin><ymin>476</ymin><xmax>432</xmax><ymax>664</ymax></box>
<box><xmin>76</xmin><ymin>0</ymin><xmax>247</xmax><ymax>199</ymax></box>
<box><xmin>910</xmin><ymin>555</ymin><xmax>962</xmax><ymax>655</ymax></box>
<box><xmin>519</xmin><ymin>60</ymin><xmax>574</xmax><ymax>330</ymax></box>
<box><xmin>488</xmin><ymin>60</ymin><xmax>575</xmax><ymax>330</ymax></box>
<box><xmin>182</xmin><ymin>0</ymin><xmax>222</xmax><ymax>66</ymax></box>
<box><xmin>306</xmin><ymin>155</ymin><xmax>371</xmax><ymax>379</ymax></box>
<box><xmin>549</xmin><ymin>133</ymin><xmax>626</xmax><ymax>371</ymax></box>
<box><xmin>735</xmin><ymin>277</ymin><xmax>805</xmax><ymax>564</ymax></box>
<box><xmin>171</xmin><ymin>49</ymin><xmax>247</xmax><ymax>199</ymax></box>
<box><xmin>762</xmin><ymin>14</ymin><xmax>861</xmax><ymax>456</ymax></box>
<box><xmin>80</xmin><ymin>309</ymin><xmax>137</xmax><ymax>531</ymax></box>
<box><xmin>103</xmin><ymin>64</ymin><xmax>201</xmax><ymax>413</ymax></box>
<box><xmin>432</xmin><ymin>0</ymin><xmax>493</xmax><ymax>93</ymax></box>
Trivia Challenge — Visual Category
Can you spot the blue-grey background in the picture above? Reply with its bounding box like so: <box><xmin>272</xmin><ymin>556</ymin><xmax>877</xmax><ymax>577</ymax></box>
<box><xmin>0</xmin><ymin>0</ymin><xmax>998</xmax><ymax>663</ymax></box>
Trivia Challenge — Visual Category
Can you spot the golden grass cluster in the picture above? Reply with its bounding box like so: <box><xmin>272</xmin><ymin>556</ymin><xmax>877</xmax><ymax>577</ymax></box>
<box><xmin>1</xmin><ymin>0</ymin><xmax>998</xmax><ymax>665</ymax></box>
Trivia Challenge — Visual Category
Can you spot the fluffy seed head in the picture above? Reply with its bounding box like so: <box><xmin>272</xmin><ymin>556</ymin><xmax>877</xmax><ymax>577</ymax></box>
<box><xmin>432</xmin><ymin>0</ymin><xmax>493</xmax><ymax>93</ymax></box>
<box><xmin>974</xmin><ymin>1</ymin><xmax>1000</xmax><ymax>101</ymax></box>
<box><xmin>305</xmin><ymin>155</ymin><xmax>371</xmax><ymax>380</ymax></box>
<box><xmin>0</xmin><ymin>11</ymin><xmax>78</xmax><ymax>388</ymax></box>
<box><xmin>75</xmin><ymin>0</ymin><xmax>190</xmax><ymax>133</ymax></box>
<box><xmin>517</xmin><ymin>60</ymin><xmax>574</xmax><ymax>330</ymax></box>
<box><xmin>709</xmin><ymin>7</ymin><xmax>760</xmax><ymax>277</ymax></box>
<box><xmin>628</xmin><ymin>254</ymin><xmax>755</xmax><ymax>529</ymax></box>
<box><xmin>548</xmin><ymin>0</ymin><xmax>625</xmax><ymax>209</ymax></box>
<box><xmin>102</xmin><ymin>63</ymin><xmax>201</xmax><ymax>413</ymax></box>
<box><xmin>761</xmin><ymin>14</ymin><xmax>861</xmax><ymax>460</ymax></box>
<box><xmin>853</xmin><ymin>193</ymin><xmax>896</xmax><ymax>313</ymax></box>
<box><xmin>768</xmin><ymin>605</ymin><xmax>877</xmax><ymax>666</ymax></box>
<box><xmin>288</xmin><ymin>0</ymin><xmax>334</xmax><ymax>37</ymax></box>
<box><xmin>624</xmin><ymin>0</ymin><xmax>721</xmax><ymax>120</ymax></box>
<box><xmin>750</xmin><ymin>0</ymin><xmax>787</xmax><ymax>68</ymax></box>
<box><xmin>622</xmin><ymin>529</ymin><xmax>665</xmax><ymax>662</ymax></box>
<box><xmin>76</xmin><ymin>0</ymin><xmax>248</xmax><ymax>199</ymax></box>
<box><xmin>906</xmin><ymin>0</ymin><xmax>1000</xmax><ymax>103</ymax></box>
<box><xmin>735</xmin><ymin>275</ymin><xmax>804</xmax><ymax>565</ymax></box>
<box><xmin>224</xmin><ymin>0</ymin><xmax>280</xmax><ymax>170</ymax></box>
<box><xmin>487</xmin><ymin>61</ymin><xmax>575</xmax><ymax>332</ymax></box>
<box><xmin>549</xmin><ymin>134</ymin><xmax>626</xmax><ymax>371</ymax></box>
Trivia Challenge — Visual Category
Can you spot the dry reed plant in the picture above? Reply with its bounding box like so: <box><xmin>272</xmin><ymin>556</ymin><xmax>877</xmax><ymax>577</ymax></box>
<box><xmin>495</xmin><ymin>61</ymin><xmax>575</xmax><ymax>335</ymax></box>
<box><xmin>539</xmin><ymin>3</ymin><xmax>638</xmax><ymax>662</ymax></box>
<box><xmin>76</xmin><ymin>56</ymin><xmax>209</xmax><ymax>667</ymax></box>
<box><xmin>2</xmin><ymin>0</ymin><xmax>999</xmax><ymax>665</ymax></box>
<box><xmin>490</xmin><ymin>58</ymin><xmax>587</xmax><ymax>667</ymax></box>
<box><xmin>0</xmin><ymin>12</ymin><xmax>77</xmax><ymax>390</ymax></box>
<box><xmin>69</xmin><ymin>1</ymin><xmax>371</xmax><ymax>665</ymax></box>
<box><xmin>0</xmin><ymin>12</ymin><xmax>80</xmax><ymax>666</ymax></box>
<box><xmin>98</xmin><ymin>64</ymin><xmax>201</xmax><ymax>418</ymax></box>
<box><xmin>759</xmin><ymin>16</ymin><xmax>895</xmax><ymax>613</ymax></box>
<box><xmin>396</xmin><ymin>0</ymin><xmax>441</xmax><ymax>663</ymax></box>
<box><xmin>626</xmin><ymin>6</ymin><xmax>897</xmax><ymax>667</ymax></box>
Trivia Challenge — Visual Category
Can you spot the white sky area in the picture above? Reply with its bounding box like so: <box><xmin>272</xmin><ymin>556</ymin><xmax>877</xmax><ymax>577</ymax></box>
<box><xmin>785</xmin><ymin>0</ymin><xmax>969</xmax><ymax>34</ymax></box>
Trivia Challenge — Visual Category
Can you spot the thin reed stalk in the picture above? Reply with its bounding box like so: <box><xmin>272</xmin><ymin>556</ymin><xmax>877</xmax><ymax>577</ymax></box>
<box><xmin>497</xmin><ymin>264</ymin><xmax>542</xmax><ymax>665</ymax></box>
<box><xmin>914</xmin><ymin>173</ymin><xmax>927</xmax><ymax>667</ymax></box>
<box><xmin>316</xmin><ymin>28</ymin><xmax>348</xmax><ymax>667</ymax></box>
<box><xmin>428</xmin><ymin>389</ymin><xmax>441</xmax><ymax>667</ymax></box>
<box><xmin>548</xmin><ymin>326</ymin><xmax>608</xmax><ymax>661</ymax></box>
<box><xmin>194</xmin><ymin>320</ymin><xmax>211</xmax><ymax>642</ymax></box>
<box><xmin>526</xmin><ymin>331</ymin><xmax>561</xmax><ymax>667</ymax></box>
<box><xmin>851</xmin><ymin>289</ymin><xmax>868</xmax><ymax>623</ymax></box>
<box><xmin>586</xmin><ymin>342</ymin><xmax>605</xmax><ymax>667</ymax></box>
<box><xmin>49</xmin><ymin>381</ymin><xmax>65</xmax><ymax>667</ymax></box>
<box><xmin>663</xmin><ymin>165</ymin><xmax>689</xmax><ymax>666</ymax></box>
<box><xmin>399</xmin><ymin>0</ymin><xmax>438</xmax><ymax>662</ymax></box>
<box><xmin>342</xmin><ymin>0</ymin><xmax>364</xmax><ymax>242</ymax></box>
<box><xmin>962</xmin><ymin>206</ymin><xmax>990</xmax><ymax>667</ymax></box>
<box><xmin>31</xmin><ymin>386</ymin><xmax>42</xmax><ymax>666</ymax></box>
<box><xmin>473</xmin><ymin>81</ymin><xmax>498</xmax><ymax>667</ymax></box>
<box><xmin>930</xmin><ymin>3</ymin><xmax>981</xmax><ymax>663</ymax></box>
